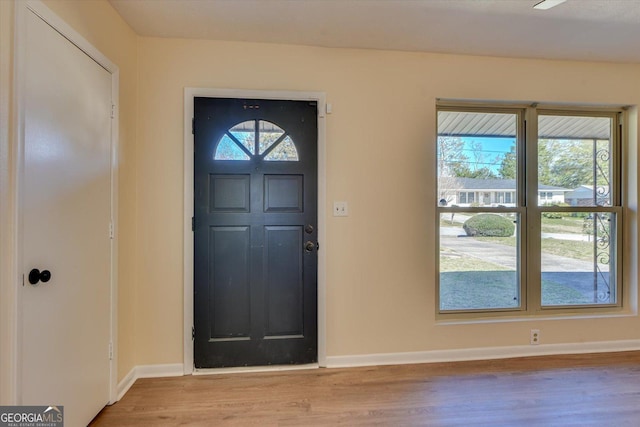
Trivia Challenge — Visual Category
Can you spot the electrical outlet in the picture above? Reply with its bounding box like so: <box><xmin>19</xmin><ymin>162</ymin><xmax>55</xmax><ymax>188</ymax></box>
<box><xmin>530</xmin><ymin>329</ymin><xmax>541</xmax><ymax>345</ymax></box>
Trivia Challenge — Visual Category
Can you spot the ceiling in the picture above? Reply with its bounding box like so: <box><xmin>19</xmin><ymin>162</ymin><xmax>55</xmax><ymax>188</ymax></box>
<box><xmin>109</xmin><ymin>0</ymin><xmax>640</xmax><ymax>63</ymax></box>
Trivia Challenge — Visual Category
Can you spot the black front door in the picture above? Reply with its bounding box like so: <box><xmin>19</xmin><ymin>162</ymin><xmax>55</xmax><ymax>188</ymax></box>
<box><xmin>193</xmin><ymin>97</ymin><xmax>318</xmax><ymax>368</ymax></box>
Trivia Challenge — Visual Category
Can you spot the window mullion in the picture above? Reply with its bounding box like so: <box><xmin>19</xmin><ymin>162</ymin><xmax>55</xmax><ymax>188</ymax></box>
<box><xmin>525</xmin><ymin>107</ymin><xmax>540</xmax><ymax>312</ymax></box>
<box><xmin>613</xmin><ymin>112</ymin><xmax>622</xmax><ymax>207</ymax></box>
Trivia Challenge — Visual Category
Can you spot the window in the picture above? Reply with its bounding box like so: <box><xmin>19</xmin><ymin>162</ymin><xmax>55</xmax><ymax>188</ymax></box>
<box><xmin>458</xmin><ymin>191</ymin><xmax>475</xmax><ymax>205</ymax></box>
<box><xmin>437</xmin><ymin>104</ymin><xmax>622</xmax><ymax>315</ymax></box>
<box><xmin>495</xmin><ymin>191</ymin><xmax>514</xmax><ymax>204</ymax></box>
<box><xmin>214</xmin><ymin>120</ymin><xmax>299</xmax><ymax>161</ymax></box>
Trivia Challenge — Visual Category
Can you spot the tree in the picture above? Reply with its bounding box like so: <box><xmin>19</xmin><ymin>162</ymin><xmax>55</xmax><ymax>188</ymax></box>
<box><xmin>438</xmin><ymin>137</ymin><xmax>499</xmax><ymax>179</ymax></box>
<box><xmin>437</xmin><ymin>136</ymin><xmax>467</xmax><ymax>178</ymax></box>
<box><xmin>438</xmin><ymin>136</ymin><xmax>501</xmax><ymax>203</ymax></box>
<box><xmin>537</xmin><ymin>140</ymin><xmax>555</xmax><ymax>186</ymax></box>
<box><xmin>437</xmin><ymin>137</ymin><xmax>465</xmax><ymax>204</ymax></box>
<box><xmin>498</xmin><ymin>146</ymin><xmax>517</xmax><ymax>179</ymax></box>
<box><xmin>467</xmin><ymin>140</ymin><xmax>500</xmax><ymax>178</ymax></box>
<box><xmin>452</xmin><ymin>166</ymin><xmax>497</xmax><ymax>179</ymax></box>
<box><xmin>538</xmin><ymin>139</ymin><xmax>608</xmax><ymax>189</ymax></box>
<box><xmin>497</xmin><ymin>139</ymin><xmax>609</xmax><ymax>189</ymax></box>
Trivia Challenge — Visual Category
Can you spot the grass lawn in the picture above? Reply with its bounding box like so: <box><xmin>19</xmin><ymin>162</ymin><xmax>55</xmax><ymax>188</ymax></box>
<box><xmin>440</xmin><ymin>270</ymin><xmax>595</xmax><ymax>310</ymax></box>
<box><xmin>439</xmin><ymin>216</ymin><xmax>602</xmax><ymax>309</ymax></box>
<box><xmin>439</xmin><ymin>215</ymin><xmax>465</xmax><ymax>227</ymax></box>
<box><xmin>541</xmin><ymin>216</ymin><xmax>586</xmax><ymax>234</ymax></box>
<box><xmin>541</xmin><ymin>239</ymin><xmax>594</xmax><ymax>262</ymax></box>
<box><xmin>541</xmin><ymin>279</ymin><xmax>593</xmax><ymax>305</ymax></box>
<box><xmin>440</xmin><ymin>271</ymin><xmax>518</xmax><ymax>310</ymax></box>
<box><xmin>473</xmin><ymin>236</ymin><xmax>595</xmax><ymax>262</ymax></box>
<box><xmin>440</xmin><ymin>250</ymin><xmax>510</xmax><ymax>272</ymax></box>
<box><xmin>441</xmin><ymin>216</ymin><xmax>587</xmax><ymax>233</ymax></box>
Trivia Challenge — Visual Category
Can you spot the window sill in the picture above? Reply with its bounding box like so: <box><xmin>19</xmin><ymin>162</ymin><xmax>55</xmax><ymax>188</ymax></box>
<box><xmin>436</xmin><ymin>309</ymin><xmax>637</xmax><ymax>326</ymax></box>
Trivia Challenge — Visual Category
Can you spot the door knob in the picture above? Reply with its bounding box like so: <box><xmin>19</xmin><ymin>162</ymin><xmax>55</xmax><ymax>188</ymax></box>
<box><xmin>28</xmin><ymin>269</ymin><xmax>51</xmax><ymax>285</ymax></box>
<box><xmin>304</xmin><ymin>241</ymin><xmax>316</xmax><ymax>252</ymax></box>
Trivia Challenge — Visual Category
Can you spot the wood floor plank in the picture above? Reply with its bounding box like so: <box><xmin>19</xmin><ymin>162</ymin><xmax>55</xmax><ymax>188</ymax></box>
<box><xmin>91</xmin><ymin>351</ymin><xmax>640</xmax><ymax>426</ymax></box>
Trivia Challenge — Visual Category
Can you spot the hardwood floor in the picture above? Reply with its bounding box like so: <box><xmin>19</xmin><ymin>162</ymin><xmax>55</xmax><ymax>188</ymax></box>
<box><xmin>91</xmin><ymin>351</ymin><xmax>640</xmax><ymax>426</ymax></box>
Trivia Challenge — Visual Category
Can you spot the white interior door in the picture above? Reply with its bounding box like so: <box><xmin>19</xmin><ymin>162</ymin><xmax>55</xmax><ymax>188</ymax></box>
<box><xmin>20</xmin><ymin>7</ymin><xmax>113</xmax><ymax>426</ymax></box>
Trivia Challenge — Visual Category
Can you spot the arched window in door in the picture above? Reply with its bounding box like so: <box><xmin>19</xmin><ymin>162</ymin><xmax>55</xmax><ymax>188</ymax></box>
<box><xmin>214</xmin><ymin>120</ymin><xmax>299</xmax><ymax>161</ymax></box>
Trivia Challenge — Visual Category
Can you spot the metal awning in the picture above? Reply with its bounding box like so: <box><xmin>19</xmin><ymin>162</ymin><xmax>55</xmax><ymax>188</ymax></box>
<box><xmin>438</xmin><ymin>111</ymin><xmax>611</xmax><ymax>140</ymax></box>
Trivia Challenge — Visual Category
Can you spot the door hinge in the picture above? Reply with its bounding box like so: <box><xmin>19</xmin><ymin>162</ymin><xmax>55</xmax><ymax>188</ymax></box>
<box><xmin>109</xmin><ymin>342</ymin><xmax>114</xmax><ymax>360</ymax></box>
<box><xmin>111</xmin><ymin>104</ymin><xmax>116</xmax><ymax>119</ymax></box>
<box><xmin>192</xmin><ymin>216</ymin><xmax>195</xmax><ymax>232</ymax></box>
<box><xmin>192</xmin><ymin>118</ymin><xmax>195</xmax><ymax>135</ymax></box>
<box><xmin>192</xmin><ymin>326</ymin><xmax>195</xmax><ymax>340</ymax></box>
<box><xmin>109</xmin><ymin>222</ymin><xmax>114</xmax><ymax>239</ymax></box>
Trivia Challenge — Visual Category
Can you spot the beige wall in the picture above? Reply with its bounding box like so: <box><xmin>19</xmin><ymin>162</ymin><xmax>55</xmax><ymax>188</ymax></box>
<box><xmin>3</xmin><ymin>1</ymin><xmax>640</xmax><ymax>393</ymax></box>
<box><xmin>0</xmin><ymin>0</ymin><xmax>16</xmax><ymax>403</ymax></box>
<box><xmin>40</xmin><ymin>0</ymin><xmax>139</xmax><ymax>380</ymax></box>
<box><xmin>137</xmin><ymin>37</ymin><xmax>640</xmax><ymax>364</ymax></box>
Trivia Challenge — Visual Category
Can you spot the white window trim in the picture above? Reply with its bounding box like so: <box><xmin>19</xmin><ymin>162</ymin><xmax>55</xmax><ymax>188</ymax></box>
<box><xmin>436</xmin><ymin>102</ymin><xmax>629</xmax><ymax>319</ymax></box>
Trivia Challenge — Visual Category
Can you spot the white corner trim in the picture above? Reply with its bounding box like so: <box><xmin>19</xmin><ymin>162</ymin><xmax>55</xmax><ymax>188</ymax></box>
<box><xmin>24</xmin><ymin>0</ymin><xmax>117</xmax><ymax>73</ymax></box>
<box><xmin>116</xmin><ymin>364</ymin><xmax>184</xmax><ymax>401</ymax></box>
<box><xmin>115</xmin><ymin>367</ymin><xmax>137</xmax><ymax>402</ymax></box>
<box><xmin>325</xmin><ymin>339</ymin><xmax>640</xmax><ymax>368</ymax></box>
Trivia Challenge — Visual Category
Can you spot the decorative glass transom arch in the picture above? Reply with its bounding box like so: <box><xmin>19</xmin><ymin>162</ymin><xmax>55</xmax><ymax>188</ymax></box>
<box><xmin>214</xmin><ymin>120</ymin><xmax>299</xmax><ymax>161</ymax></box>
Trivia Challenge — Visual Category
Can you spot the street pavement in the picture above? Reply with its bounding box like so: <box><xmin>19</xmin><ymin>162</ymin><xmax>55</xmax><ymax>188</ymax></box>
<box><xmin>440</xmin><ymin>227</ymin><xmax>611</xmax><ymax>303</ymax></box>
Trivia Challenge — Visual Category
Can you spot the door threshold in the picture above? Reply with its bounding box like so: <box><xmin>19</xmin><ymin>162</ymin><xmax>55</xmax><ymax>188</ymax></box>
<box><xmin>193</xmin><ymin>363</ymin><xmax>319</xmax><ymax>376</ymax></box>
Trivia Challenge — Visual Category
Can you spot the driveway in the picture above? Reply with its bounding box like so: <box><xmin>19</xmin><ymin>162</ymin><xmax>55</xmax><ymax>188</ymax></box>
<box><xmin>440</xmin><ymin>231</ymin><xmax>610</xmax><ymax>303</ymax></box>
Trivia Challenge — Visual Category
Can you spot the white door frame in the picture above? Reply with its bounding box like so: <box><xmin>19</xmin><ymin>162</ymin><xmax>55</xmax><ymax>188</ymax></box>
<box><xmin>12</xmin><ymin>0</ymin><xmax>119</xmax><ymax>404</ymax></box>
<box><xmin>183</xmin><ymin>88</ymin><xmax>327</xmax><ymax>373</ymax></box>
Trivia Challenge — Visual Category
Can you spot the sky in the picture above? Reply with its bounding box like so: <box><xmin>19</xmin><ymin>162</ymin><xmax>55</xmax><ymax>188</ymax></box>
<box><xmin>460</xmin><ymin>137</ymin><xmax>515</xmax><ymax>173</ymax></box>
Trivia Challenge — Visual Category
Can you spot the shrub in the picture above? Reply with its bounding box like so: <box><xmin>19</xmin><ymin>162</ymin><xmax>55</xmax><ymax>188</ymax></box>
<box><xmin>542</xmin><ymin>203</ymin><xmax>571</xmax><ymax>219</ymax></box>
<box><xmin>463</xmin><ymin>214</ymin><xmax>515</xmax><ymax>237</ymax></box>
<box><xmin>542</xmin><ymin>211</ymin><xmax>563</xmax><ymax>219</ymax></box>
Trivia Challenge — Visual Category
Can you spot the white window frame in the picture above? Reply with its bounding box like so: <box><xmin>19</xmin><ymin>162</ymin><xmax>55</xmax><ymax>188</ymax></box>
<box><xmin>436</xmin><ymin>102</ymin><xmax>624</xmax><ymax>318</ymax></box>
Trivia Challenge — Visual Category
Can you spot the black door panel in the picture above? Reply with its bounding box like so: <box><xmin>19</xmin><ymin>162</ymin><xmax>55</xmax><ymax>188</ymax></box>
<box><xmin>194</xmin><ymin>98</ymin><xmax>317</xmax><ymax>368</ymax></box>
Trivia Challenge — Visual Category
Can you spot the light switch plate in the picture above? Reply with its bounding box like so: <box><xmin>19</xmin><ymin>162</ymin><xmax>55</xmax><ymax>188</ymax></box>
<box><xmin>333</xmin><ymin>201</ymin><xmax>348</xmax><ymax>217</ymax></box>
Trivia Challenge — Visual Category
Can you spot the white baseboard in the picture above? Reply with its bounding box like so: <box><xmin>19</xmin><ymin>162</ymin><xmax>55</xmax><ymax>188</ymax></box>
<box><xmin>136</xmin><ymin>363</ymin><xmax>184</xmax><ymax>378</ymax></box>
<box><xmin>116</xmin><ymin>363</ymin><xmax>183</xmax><ymax>401</ymax></box>
<box><xmin>116</xmin><ymin>367</ymin><xmax>137</xmax><ymax>401</ymax></box>
<box><xmin>115</xmin><ymin>340</ymin><xmax>640</xmax><ymax>400</ymax></box>
<box><xmin>325</xmin><ymin>339</ymin><xmax>640</xmax><ymax>368</ymax></box>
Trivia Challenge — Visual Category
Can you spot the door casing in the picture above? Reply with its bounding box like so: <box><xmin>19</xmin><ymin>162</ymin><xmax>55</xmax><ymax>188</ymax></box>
<box><xmin>9</xmin><ymin>0</ymin><xmax>119</xmax><ymax>404</ymax></box>
<box><xmin>183</xmin><ymin>88</ymin><xmax>327</xmax><ymax>373</ymax></box>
